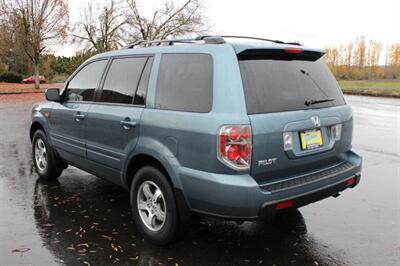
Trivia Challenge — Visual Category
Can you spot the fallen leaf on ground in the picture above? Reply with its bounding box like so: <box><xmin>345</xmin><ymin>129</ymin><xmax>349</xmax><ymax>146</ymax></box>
<box><xmin>101</xmin><ymin>235</ymin><xmax>113</xmax><ymax>241</ymax></box>
<box><xmin>11</xmin><ymin>248</ymin><xmax>30</xmax><ymax>253</ymax></box>
<box><xmin>42</xmin><ymin>224</ymin><xmax>55</xmax><ymax>227</ymax></box>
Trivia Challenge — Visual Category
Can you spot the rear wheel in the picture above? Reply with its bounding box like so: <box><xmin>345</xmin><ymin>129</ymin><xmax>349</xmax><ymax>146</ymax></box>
<box><xmin>130</xmin><ymin>166</ymin><xmax>179</xmax><ymax>245</ymax></box>
<box><xmin>32</xmin><ymin>130</ymin><xmax>64</xmax><ymax>180</ymax></box>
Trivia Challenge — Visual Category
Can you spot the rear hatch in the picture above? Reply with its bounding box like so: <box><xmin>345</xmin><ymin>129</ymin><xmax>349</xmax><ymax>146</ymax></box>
<box><xmin>236</xmin><ymin>47</ymin><xmax>353</xmax><ymax>184</ymax></box>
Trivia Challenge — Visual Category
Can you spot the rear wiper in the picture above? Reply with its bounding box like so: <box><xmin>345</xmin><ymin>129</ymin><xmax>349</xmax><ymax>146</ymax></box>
<box><xmin>305</xmin><ymin>98</ymin><xmax>335</xmax><ymax>106</ymax></box>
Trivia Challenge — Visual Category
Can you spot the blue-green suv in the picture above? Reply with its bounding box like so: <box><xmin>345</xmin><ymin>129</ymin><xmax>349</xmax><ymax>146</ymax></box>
<box><xmin>30</xmin><ymin>36</ymin><xmax>362</xmax><ymax>245</ymax></box>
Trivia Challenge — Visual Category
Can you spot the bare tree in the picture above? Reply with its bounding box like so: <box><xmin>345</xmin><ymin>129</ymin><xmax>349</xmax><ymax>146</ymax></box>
<box><xmin>366</xmin><ymin>40</ymin><xmax>382</xmax><ymax>79</ymax></box>
<box><xmin>0</xmin><ymin>0</ymin><xmax>69</xmax><ymax>89</ymax></box>
<box><xmin>125</xmin><ymin>0</ymin><xmax>209</xmax><ymax>42</ymax></box>
<box><xmin>0</xmin><ymin>15</ymin><xmax>33</xmax><ymax>75</ymax></box>
<box><xmin>353</xmin><ymin>36</ymin><xmax>367</xmax><ymax>68</ymax></box>
<box><xmin>71</xmin><ymin>0</ymin><xmax>126</xmax><ymax>53</ymax></box>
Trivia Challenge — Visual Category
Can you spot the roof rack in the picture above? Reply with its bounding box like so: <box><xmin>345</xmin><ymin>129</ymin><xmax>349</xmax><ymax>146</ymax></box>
<box><xmin>196</xmin><ymin>35</ymin><xmax>301</xmax><ymax>46</ymax></box>
<box><xmin>122</xmin><ymin>35</ymin><xmax>300</xmax><ymax>49</ymax></box>
<box><xmin>123</xmin><ymin>36</ymin><xmax>225</xmax><ymax>49</ymax></box>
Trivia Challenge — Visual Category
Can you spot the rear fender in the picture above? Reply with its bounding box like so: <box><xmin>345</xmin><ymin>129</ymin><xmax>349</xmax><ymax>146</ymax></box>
<box><xmin>122</xmin><ymin>136</ymin><xmax>182</xmax><ymax>190</ymax></box>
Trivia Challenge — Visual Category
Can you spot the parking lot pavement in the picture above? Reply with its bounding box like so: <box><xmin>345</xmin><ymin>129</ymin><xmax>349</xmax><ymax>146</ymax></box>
<box><xmin>0</xmin><ymin>94</ymin><xmax>399</xmax><ymax>266</ymax></box>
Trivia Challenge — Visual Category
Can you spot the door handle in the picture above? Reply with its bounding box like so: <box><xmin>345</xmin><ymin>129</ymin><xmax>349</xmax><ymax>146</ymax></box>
<box><xmin>74</xmin><ymin>112</ymin><xmax>85</xmax><ymax>121</ymax></box>
<box><xmin>120</xmin><ymin>119</ymin><xmax>137</xmax><ymax>129</ymax></box>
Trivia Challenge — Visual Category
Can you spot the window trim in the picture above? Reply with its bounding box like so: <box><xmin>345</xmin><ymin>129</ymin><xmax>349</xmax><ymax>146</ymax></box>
<box><xmin>94</xmin><ymin>54</ymin><xmax>154</xmax><ymax>107</ymax></box>
<box><xmin>62</xmin><ymin>58</ymin><xmax>110</xmax><ymax>103</ymax></box>
<box><xmin>154</xmin><ymin>52</ymin><xmax>214</xmax><ymax>113</ymax></box>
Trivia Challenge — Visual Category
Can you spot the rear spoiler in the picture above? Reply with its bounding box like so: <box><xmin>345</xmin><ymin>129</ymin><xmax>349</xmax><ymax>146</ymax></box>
<box><xmin>237</xmin><ymin>48</ymin><xmax>325</xmax><ymax>61</ymax></box>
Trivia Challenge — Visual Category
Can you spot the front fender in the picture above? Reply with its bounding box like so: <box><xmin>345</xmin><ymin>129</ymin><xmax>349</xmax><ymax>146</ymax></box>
<box><xmin>30</xmin><ymin>103</ymin><xmax>53</xmax><ymax>144</ymax></box>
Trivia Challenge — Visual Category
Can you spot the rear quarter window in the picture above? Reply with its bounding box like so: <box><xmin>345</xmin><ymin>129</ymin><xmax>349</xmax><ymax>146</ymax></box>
<box><xmin>155</xmin><ymin>53</ymin><xmax>213</xmax><ymax>113</ymax></box>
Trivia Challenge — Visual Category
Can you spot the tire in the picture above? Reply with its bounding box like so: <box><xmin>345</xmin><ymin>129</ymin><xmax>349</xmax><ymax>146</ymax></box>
<box><xmin>130</xmin><ymin>166</ymin><xmax>179</xmax><ymax>245</ymax></box>
<box><xmin>32</xmin><ymin>130</ymin><xmax>64</xmax><ymax>180</ymax></box>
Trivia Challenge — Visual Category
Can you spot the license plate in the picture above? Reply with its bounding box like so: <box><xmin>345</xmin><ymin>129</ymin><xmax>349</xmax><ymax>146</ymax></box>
<box><xmin>300</xmin><ymin>129</ymin><xmax>323</xmax><ymax>150</ymax></box>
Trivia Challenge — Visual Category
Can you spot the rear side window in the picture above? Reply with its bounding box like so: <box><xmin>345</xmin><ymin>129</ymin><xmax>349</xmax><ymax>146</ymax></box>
<box><xmin>239</xmin><ymin>58</ymin><xmax>346</xmax><ymax>114</ymax></box>
<box><xmin>99</xmin><ymin>57</ymin><xmax>148</xmax><ymax>104</ymax></box>
<box><xmin>155</xmin><ymin>54</ymin><xmax>213</xmax><ymax>112</ymax></box>
<box><xmin>66</xmin><ymin>60</ymin><xmax>107</xmax><ymax>101</ymax></box>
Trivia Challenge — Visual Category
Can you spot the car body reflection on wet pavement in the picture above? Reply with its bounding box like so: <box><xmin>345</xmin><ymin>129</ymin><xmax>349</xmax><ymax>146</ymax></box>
<box><xmin>33</xmin><ymin>174</ymin><xmax>345</xmax><ymax>265</ymax></box>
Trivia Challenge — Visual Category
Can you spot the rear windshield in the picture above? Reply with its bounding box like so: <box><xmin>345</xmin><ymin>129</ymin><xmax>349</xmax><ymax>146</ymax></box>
<box><xmin>239</xmin><ymin>57</ymin><xmax>345</xmax><ymax>114</ymax></box>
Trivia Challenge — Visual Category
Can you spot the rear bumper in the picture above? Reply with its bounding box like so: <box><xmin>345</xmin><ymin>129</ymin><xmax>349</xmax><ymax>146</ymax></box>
<box><xmin>259</xmin><ymin>174</ymin><xmax>360</xmax><ymax>218</ymax></box>
<box><xmin>177</xmin><ymin>150</ymin><xmax>362</xmax><ymax>220</ymax></box>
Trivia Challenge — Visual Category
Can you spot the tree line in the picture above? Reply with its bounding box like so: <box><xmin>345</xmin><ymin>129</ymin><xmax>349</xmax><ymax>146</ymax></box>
<box><xmin>0</xmin><ymin>1</ymin><xmax>399</xmax><ymax>87</ymax></box>
<box><xmin>0</xmin><ymin>0</ymin><xmax>208</xmax><ymax>88</ymax></box>
<box><xmin>324</xmin><ymin>36</ymin><xmax>400</xmax><ymax>80</ymax></box>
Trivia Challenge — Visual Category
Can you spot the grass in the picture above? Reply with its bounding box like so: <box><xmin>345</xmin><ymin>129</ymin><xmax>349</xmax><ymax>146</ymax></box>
<box><xmin>339</xmin><ymin>79</ymin><xmax>400</xmax><ymax>98</ymax></box>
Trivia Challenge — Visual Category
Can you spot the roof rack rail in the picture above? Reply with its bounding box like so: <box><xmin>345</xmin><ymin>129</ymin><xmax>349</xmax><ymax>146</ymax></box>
<box><xmin>122</xmin><ymin>35</ymin><xmax>300</xmax><ymax>49</ymax></box>
<box><xmin>197</xmin><ymin>35</ymin><xmax>301</xmax><ymax>46</ymax></box>
<box><xmin>122</xmin><ymin>36</ymin><xmax>225</xmax><ymax>49</ymax></box>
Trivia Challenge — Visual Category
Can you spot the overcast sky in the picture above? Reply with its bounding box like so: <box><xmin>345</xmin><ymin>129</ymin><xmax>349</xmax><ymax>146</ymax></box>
<box><xmin>59</xmin><ymin>0</ymin><xmax>400</xmax><ymax>56</ymax></box>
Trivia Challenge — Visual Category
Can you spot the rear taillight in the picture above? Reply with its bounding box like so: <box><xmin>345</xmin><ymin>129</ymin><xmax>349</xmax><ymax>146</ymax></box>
<box><xmin>218</xmin><ymin>125</ymin><xmax>252</xmax><ymax>170</ymax></box>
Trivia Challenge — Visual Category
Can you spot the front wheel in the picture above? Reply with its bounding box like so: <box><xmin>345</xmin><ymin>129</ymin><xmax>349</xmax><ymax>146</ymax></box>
<box><xmin>130</xmin><ymin>166</ymin><xmax>179</xmax><ymax>245</ymax></box>
<box><xmin>32</xmin><ymin>130</ymin><xmax>64</xmax><ymax>180</ymax></box>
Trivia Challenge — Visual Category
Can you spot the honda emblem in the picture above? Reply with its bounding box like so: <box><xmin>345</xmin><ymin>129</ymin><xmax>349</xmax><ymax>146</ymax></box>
<box><xmin>311</xmin><ymin>116</ymin><xmax>321</xmax><ymax>128</ymax></box>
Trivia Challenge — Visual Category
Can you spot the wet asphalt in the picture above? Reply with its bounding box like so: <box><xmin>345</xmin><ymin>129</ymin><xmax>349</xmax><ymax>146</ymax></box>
<box><xmin>0</xmin><ymin>94</ymin><xmax>399</xmax><ymax>266</ymax></box>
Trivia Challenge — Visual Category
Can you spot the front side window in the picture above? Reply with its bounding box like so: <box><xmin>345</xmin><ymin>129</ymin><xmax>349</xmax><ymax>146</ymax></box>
<box><xmin>155</xmin><ymin>53</ymin><xmax>213</xmax><ymax>112</ymax></box>
<box><xmin>99</xmin><ymin>57</ymin><xmax>148</xmax><ymax>104</ymax></box>
<box><xmin>65</xmin><ymin>60</ymin><xmax>107</xmax><ymax>101</ymax></box>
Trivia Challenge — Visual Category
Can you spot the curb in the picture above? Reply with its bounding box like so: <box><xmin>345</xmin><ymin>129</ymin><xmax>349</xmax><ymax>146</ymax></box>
<box><xmin>0</xmin><ymin>90</ymin><xmax>45</xmax><ymax>95</ymax></box>
<box><xmin>342</xmin><ymin>91</ymin><xmax>400</xmax><ymax>99</ymax></box>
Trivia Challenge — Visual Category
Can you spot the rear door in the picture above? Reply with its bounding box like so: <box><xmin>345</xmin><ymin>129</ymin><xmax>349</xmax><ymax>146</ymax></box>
<box><xmin>50</xmin><ymin>59</ymin><xmax>108</xmax><ymax>164</ymax></box>
<box><xmin>238</xmin><ymin>49</ymin><xmax>353</xmax><ymax>183</ymax></box>
<box><xmin>84</xmin><ymin>56</ymin><xmax>153</xmax><ymax>180</ymax></box>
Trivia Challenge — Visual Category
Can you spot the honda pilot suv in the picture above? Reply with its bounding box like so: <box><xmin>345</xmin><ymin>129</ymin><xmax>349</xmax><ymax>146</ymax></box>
<box><xmin>30</xmin><ymin>35</ymin><xmax>362</xmax><ymax>245</ymax></box>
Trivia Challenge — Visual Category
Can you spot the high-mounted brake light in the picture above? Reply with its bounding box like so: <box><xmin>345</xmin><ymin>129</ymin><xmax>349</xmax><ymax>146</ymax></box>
<box><xmin>284</xmin><ymin>48</ymin><xmax>304</xmax><ymax>54</ymax></box>
<box><xmin>218</xmin><ymin>125</ymin><xmax>252</xmax><ymax>170</ymax></box>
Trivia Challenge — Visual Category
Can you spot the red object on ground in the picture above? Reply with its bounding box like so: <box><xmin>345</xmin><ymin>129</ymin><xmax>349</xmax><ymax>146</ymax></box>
<box><xmin>22</xmin><ymin>75</ymin><xmax>46</xmax><ymax>84</ymax></box>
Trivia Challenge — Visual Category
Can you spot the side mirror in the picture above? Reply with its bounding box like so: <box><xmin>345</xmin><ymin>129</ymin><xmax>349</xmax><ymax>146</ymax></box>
<box><xmin>45</xmin><ymin>88</ymin><xmax>61</xmax><ymax>102</ymax></box>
